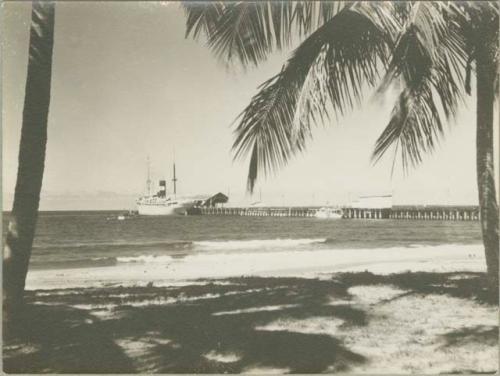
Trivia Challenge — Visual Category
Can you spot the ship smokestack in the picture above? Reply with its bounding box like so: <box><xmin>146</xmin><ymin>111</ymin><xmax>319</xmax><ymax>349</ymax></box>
<box><xmin>158</xmin><ymin>180</ymin><xmax>166</xmax><ymax>197</ymax></box>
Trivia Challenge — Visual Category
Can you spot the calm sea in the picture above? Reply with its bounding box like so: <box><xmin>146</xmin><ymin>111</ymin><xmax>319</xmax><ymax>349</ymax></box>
<box><xmin>2</xmin><ymin>211</ymin><xmax>482</xmax><ymax>271</ymax></box>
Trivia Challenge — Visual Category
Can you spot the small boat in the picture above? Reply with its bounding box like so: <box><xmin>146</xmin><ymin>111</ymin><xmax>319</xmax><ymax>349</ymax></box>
<box><xmin>116</xmin><ymin>211</ymin><xmax>137</xmax><ymax>220</ymax></box>
<box><xmin>315</xmin><ymin>207</ymin><xmax>343</xmax><ymax>219</ymax></box>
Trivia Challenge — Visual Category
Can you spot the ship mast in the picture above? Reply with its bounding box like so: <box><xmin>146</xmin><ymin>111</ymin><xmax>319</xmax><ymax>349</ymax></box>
<box><xmin>146</xmin><ymin>156</ymin><xmax>152</xmax><ymax>196</ymax></box>
<box><xmin>172</xmin><ymin>162</ymin><xmax>177</xmax><ymax>197</ymax></box>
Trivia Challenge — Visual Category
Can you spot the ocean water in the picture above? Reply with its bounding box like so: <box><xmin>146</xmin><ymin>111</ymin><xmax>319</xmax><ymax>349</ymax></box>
<box><xmin>2</xmin><ymin>211</ymin><xmax>482</xmax><ymax>272</ymax></box>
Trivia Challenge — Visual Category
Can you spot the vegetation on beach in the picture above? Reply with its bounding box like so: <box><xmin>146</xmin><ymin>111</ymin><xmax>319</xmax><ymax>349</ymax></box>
<box><xmin>4</xmin><ymin>271</ymin><xmax>498</xmax><ymax>373</ymax></box>
<box><xmin>184</xmin><ymin>2</ymin><xmax>499</xmax><ymax>290</ymax></box>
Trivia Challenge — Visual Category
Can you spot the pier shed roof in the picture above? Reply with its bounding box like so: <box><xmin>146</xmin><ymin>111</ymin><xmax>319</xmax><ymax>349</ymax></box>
<box><xmin>203</xmin><ymin>192</ymin><xmax>228</xmax><ymax>206</ymax></box>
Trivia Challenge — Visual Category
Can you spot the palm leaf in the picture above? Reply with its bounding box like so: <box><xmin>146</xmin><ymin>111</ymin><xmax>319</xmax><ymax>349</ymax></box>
<box><xmin>183</xmin><ymin>1</ymin><xmax>349</xmax><ymax>68</ymax></box>
<box><xmin>293</xmin><ymin>2</ymin><xmax>346</xmax><ymax>37</ymax></box>
<box><xmin>183</xmin><ymin>2</ymin><xmax>224</xmax><ymax>40</ymax></box>
<box><xmin>207</xmin><ymin>2</ymin><xmax>282</xmax><ymax>67</ymax></box>
<box><xmin>184</xmin><ymin>1</ymin><xmax>296</xmax><ymax>67</ymax></box>
<box><xmin>372</xmin><ymin>81</ymin><xmax>444</xmax><ymax>174</ymax></box>
<box><xmin>372</xmin><ymin>2</ymin><xmax>469</xmax><ymax>172</ymax></box>
<box><xmin>233</xmin><ymin>6</ymin><xmax>391</xmax><ymax>192</ymax></box>
<box><xmin>453</xmin><ymin>1</ymin><xmax>499</xmax><ymax>96</ymax></box>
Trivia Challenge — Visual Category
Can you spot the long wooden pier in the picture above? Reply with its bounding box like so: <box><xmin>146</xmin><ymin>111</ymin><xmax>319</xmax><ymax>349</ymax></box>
<box><xmin>192</xmin><ymin>205</ymin><xmax>479</xmax><ymax>221</ymax></box>
<box><xmin>389</xmin><ymin>205</ymin><xmax>479</xmax><ymax>221</ymax></box>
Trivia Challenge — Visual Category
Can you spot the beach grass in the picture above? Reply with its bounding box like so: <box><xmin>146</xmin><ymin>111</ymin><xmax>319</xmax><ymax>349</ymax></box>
<box><xmin>4</xmin><ymin>271</ymin><xmax>498</xmax><ymax>374</ymax></box>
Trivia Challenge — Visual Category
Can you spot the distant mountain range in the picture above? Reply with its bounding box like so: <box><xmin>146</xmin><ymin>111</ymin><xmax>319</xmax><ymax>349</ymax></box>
<box><xmin>3</xmin><ymin>191</ymin><xmax>138</xmax><ymax>211</ymax></box>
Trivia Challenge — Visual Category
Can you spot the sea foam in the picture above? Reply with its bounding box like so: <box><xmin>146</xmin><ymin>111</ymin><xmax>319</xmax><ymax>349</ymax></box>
<box><xmin>193</xmin><ymin>238</ymin><xmax>327</xmax><ymax>250</ymax></box>
<box><xmin>117</xmin><ymin>255</ymin><xmax>173</xmax><ymax>263</ymax></box>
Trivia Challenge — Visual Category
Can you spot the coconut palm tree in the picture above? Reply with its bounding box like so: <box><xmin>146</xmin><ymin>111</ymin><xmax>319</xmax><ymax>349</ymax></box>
<box><xmin>3</xmin><ymin>2</ymin><xmax>56</xmax><ymax>317</ymax></box>
<box><xmin>184</xmin><ymin>2</ymin><xmax>499</xmax><ymax>291</ymax></box>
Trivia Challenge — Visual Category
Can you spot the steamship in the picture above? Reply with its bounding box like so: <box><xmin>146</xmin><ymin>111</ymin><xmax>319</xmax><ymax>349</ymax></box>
<box><xmin>136</xmin><ymin>161</ymin><xmax>206</xmax><ymax>216</ymax></box>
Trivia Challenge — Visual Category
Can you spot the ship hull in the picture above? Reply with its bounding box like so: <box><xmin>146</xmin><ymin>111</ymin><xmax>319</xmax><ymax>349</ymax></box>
<box><xmin>315</xmin><ymin>212</ymin><xmax>343</xmax><ymax>219</ymax></box>
<box><xmin>136</xmin><ymin>203</ymin><xmax>192</xmax><ymax>216</ymax></box>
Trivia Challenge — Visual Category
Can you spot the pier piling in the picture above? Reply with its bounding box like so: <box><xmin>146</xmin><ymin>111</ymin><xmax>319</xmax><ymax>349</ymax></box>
<box><xmin>197</xmin><ymin>205</ymin><xmax>478</xmax><ymax>221</ymax></box>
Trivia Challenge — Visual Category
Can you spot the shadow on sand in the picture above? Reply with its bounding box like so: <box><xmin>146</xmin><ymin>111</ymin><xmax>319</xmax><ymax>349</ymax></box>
<box><xmin>440</xmin><ymin>325</ymin><xmax>499</xmax><ymax>349</ymax></box>
<box><xmin>3</xmin><ymin>271</ymin><xmax>497</xmax><ymax>373</ymax></box>
<box><xmin>336</xmin><ymin>270</ymin><xmax>498</xmax><ymax>305</ymax></box>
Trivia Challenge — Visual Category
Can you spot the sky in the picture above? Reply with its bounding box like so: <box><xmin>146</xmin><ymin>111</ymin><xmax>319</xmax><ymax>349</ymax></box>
<box><xmin>2</xmin><ymin>1</ymin><xmax>493</xmax><ymax>210</ymax></box>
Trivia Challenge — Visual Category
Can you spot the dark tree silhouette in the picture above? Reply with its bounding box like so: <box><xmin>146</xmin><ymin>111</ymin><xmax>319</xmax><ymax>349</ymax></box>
<box><xmin>3</xmin><ymin>1</ymin><xmax>55</xmax><ymax>318</ymax></box>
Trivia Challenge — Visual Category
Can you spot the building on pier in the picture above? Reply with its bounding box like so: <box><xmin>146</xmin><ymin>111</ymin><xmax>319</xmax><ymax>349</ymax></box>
<box><xmin>350</xmin><ymin>194</ymin><xmax>393</xmax><ymax>210</ymax></box>
<box><xmin>342</xmin><ymin>194</ymin><xmax>393</xmax><ymax>219</ymax></box>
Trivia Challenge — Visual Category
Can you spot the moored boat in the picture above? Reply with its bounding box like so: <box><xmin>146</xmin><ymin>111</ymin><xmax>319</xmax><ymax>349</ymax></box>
<box><xmin>136</xmin><ymin>159</ymin><xmax>222</xmax><ymax>216</ymax></box>
<box><xmin>315</xmin><ymin>207</ymin><xmax>343</xmax><ymax>219</ymax></box>
<box><xmin>136</xmin><ymin>158</ymin><xmax>199</xmax><ymax>215</ymax></box>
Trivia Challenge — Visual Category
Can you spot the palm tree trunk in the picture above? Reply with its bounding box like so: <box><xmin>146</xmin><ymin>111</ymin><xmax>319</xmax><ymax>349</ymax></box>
<box><xmin>475</xmin><ymin>47</ymin><xmax>499</xmax><ymax>294</ymax></box>
<box><xmin>3</xmin><ymin>2</ymin><xmax>55</xmax><ymax>318</ymax></box>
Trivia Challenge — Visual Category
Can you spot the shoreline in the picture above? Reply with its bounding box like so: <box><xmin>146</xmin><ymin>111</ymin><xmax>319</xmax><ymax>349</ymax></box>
<box><xmin>26</xmin><ymin>243</ymin><xmax>485</xmax><ymax>290</ymax></box>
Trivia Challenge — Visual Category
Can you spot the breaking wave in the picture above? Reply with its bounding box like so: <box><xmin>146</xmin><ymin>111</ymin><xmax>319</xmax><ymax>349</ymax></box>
<box><xmin>30</xmin><ymin>257</ymin><xmax>118</xmax><ymax>270</ymax></box>
<box><xmin>116</xmin><ymin>255</ymin><xmax>174</xmax><ymax>263</ymax></box>
<box><xmin>193</xmin><ymin>238</ymin><xmax>327</xmax><ymax>250</ymax></box>
<box><xmin>34</xmin><ymin>238</ymin><xmax>329</xmax><ymax>255</ymax></box>
<box><xmin>33</xmin><ymin>240</ymin><xmax>194</xmax><ymax>252</ymax></box>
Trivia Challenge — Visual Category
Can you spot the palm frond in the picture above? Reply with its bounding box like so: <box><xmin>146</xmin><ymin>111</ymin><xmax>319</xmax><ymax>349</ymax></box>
<box><xmin>352</xmin><ymin>1</ymin><xmax>401</xmax><ymax>44</ymax></box>
<box><xmin>207</xmin><ymin>2</ymin><xmax>285</xmax><ymax>67</ymax></box>
<box><xmin>183</xmin><ymin>2</ymin><xmax>349</xmax><ymax>68</ymax></box>
<box><xmin>232</xmin><ymin>73</ymin><xmax>305</xmax><ymax>193</ymax></box>
<box><xmin>290</xmin><ymin>2</ymin><xmax>315</xmax><ymax>36</ymax></box>
<box><xmin>293</xmin><ymin>2</ymin><xmax>346</xmax><ymax>36</ymax></box>
<box><xmin>183</xmin><ymin>2</ymin><xmax>295</xmax><ymax>67</ymax></box>
<box><xmin>233</xmin><ymin>7</ymin><xmax>391</xmax><ymax>192</ymax></box>
<box><xmin>372</xmin><ymin>80</ymin><xmax>444</xmax><ymax>173</ymax></box>
<box><xmin>372</xmin><ymin>2</ymin><xmax>469</xmax><ymax>171</ymax></box>
<box><xmin>432</xmin><ymin>52</ymin><xmax>465</xmax><ymax>119</ymax></box>
<box><xmin>183</xmin><ymin>2</ymin><xmax>224</xmax><ymax>40</ymax></box>
<box><xmin>379</xmin><ymin>2</ymin><xmax>467</xmax><ymax>95</ymax></box>
<box><xmin>454</xmin><ymin>1</ymin><xmax>499</xmax><ymax>97</ymax></box>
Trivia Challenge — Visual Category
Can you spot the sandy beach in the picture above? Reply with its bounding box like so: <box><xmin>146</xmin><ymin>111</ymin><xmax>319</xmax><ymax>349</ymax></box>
<box><xmin>4</xmin><ymin>243</ymin><xmax>496</xmax><ymax>373</ymax></box>
<box><xmin>25</xmin><ymin>243</ymin><xmax>486</xmax><ymax>290</ymax></box>
<box><xmin>6</xmin><ymin>271</ymin><xmax>498</xmax><ymax>373</ymax></box>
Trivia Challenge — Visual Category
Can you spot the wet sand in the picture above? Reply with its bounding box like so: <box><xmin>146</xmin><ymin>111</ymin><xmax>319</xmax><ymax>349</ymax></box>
<box><xmin>25</xmin><ymin>244</ymin><xmax>485</xmax><ymax>290</ymax></box>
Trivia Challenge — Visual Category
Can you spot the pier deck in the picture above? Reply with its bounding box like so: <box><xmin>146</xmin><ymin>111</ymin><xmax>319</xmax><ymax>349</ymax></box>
<box><xmin>193</xmin><ymin>206</ymin><xmax>479</xmax><ymax>221</ymax></box>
